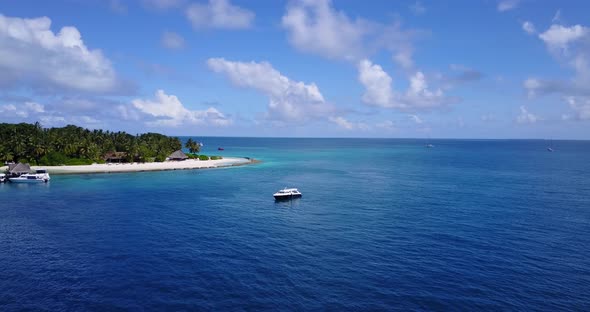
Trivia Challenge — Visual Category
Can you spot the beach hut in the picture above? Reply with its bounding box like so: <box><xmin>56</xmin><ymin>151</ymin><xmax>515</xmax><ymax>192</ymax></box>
<box><xmin>168</xmin><ymin>150</ymin><xmax>188</xmax><ymax>161</ymax></box>
<box><xmin>103</xmin><ymin>151</ymin><xmax>127</xmax><ymax>163</ymax></box>
<box><xmin>8</xmin><ymin>163</ymin><xmax>31</xmax><ymax>176</ymax></box>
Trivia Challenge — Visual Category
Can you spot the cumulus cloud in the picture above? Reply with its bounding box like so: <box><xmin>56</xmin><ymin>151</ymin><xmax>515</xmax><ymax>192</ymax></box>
<box><xmin>281</xmin><ymin>0</ymin><xmax>419</xmax><ymax>66</ymax></box>
<box><xmin>0</xmin><ymin>101</ymin><xmax>44</xmax><ymax>119</ymax></box>
<box><xmin>358</xmin><ymin>59</ymin><xmax>453</xmax><ymax>111</ymax></box>
<box><xmin>132</xmin><ymin>90</ymin><xmax>232</xmax><ymax>127</ymax></box>
<box><xmin>516</xmin><ymin>106</ymin><xmax>540</xmax><ymax>124</ymax></box>
<box><xmin>358</xmin><ymin>60</ymin><xmax>394</xmax><ymax>108</ymax></box>
<box><xmin>161</xmin><ymin>31</ymin><xmax>185</xmax><ymax>50</ymax></box>
<box><xmin>329</xmin><ymin>116</ymin><xmax>354</xmax><ymax>130</ymax></box>
<box><xmin>539</xmin><ymin>24</ymin><xmax>588</xmax><ymax>54</ymax></box>
<box><xmin>0</xmin><ymin>14</ymin><xmax>130</xmax><ymax>94</ymax></box>
<box><xmin>207</xmin><ymin>58</ymin><xmax>335</xmax><ymax>122</ymax></box>
<box><xmin>522</xmin><ymin>21</ymin><xmax>536</xmax><ymax>35</ymax></box>
<box><xmin>186</xmin><ymin>0</ymin><xmax>254</xmax><ymax>30</ymax></box>
<box><xmin>282</xmin><ymin>0</ymin><xmax>368</xmax><ymax>60</ymax></box>
<box><xmin>563</xmin><ymin>96</ymin><xmax>590</xmax><ymax>120</ymax></box>
<box><xmin>525</xmin><ymin>23</ymin><xmax>590</xmax><ymax>101</ymax></box>
<box><xmin>497</xmin><ymin>0</ymin><xmax>520</xmax><ymax>12</ymax></box>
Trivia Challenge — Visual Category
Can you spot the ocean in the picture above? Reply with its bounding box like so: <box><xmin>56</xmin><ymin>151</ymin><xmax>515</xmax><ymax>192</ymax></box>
<box><xmin>1</xmin><ymin>138</ymin><xmax>589</xmax><ymax>310</ymax></box>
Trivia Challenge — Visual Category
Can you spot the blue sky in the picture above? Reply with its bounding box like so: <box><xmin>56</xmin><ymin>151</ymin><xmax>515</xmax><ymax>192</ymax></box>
<box><xmin>0</xmin><ymin>0</ymin><xmax>589</xmax><ymax>139</ymax></box>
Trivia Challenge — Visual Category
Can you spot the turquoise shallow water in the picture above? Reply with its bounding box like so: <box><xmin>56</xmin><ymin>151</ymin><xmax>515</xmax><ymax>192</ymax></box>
<box><xmin>1</xmin><ymin>138</ymin><xmax>590</xmax><ymax>310</ymax></box>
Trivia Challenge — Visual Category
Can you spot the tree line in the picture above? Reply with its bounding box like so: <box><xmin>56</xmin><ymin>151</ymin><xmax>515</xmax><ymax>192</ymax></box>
<box><xmin>0</xmin><ymin>122</ymin><xmax>182</xmax><ymax>165</ymax></box>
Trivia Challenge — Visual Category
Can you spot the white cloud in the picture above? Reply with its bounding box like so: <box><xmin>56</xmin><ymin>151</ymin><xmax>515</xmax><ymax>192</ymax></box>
<box><xmin>409</xmin><ymin>1</ymin><xmax>426</xmax><ymax>15</ymax></box>
<box><xmin>328</xmin><ymin>116</ymin><xmax>369</xmax><ymax>131</ymax></box>
<box><xmin>281</xmin><ymin>0</ymin><xmax>367</xmax><ymax>60</ymax></box>
<box><xmin>0</xmin><ymin>104</ymin><xmax>16</xmax><ymax>113</ymax></box>
<box><xmin>0</xmin><ymin>14</ymin><xmax>128</xmax><ymax>94</ymax></box>
<box><xmin>24</xmin><ymin>101</ymin><xmax>45</xmax><ymax>113</ymax></box>
<box><xmin>539</xmin><ymin>24</ymin><xmax>588</xmax><ymax>54</ymax></box>
<box><xmin>161</xmin><ymin>31</ymin><xmax>185</xmax><ymax>50</ymax></box>
<box><xmin>497</xmin><ymin>0</ymin><xmax>520</xmax><ymax>12</ymax></box>
<box><xmin>207</xmin><ymin>58</ymin><xmax>335</xmax><ymax>122</ymax></box>
<box><xmin>393</xmin><ymin>50</ymin><xmax>414</xmax><ymax>70</ymax></box>
<box><xmin>522</xmin><ymin>21</ymin><xmax>536</xmax><ymax>35</ymax></box>
<box><xmin>358</xmin><ymin>59</ymin><xmax>395</xmax><ymax>108</ymax></box>
<box><xmin>39</xmin><ymin>115</ymin><xmax>67</xmax><ymax>126</ymax></box>
<box><xmin>564</xmin><ymin>96</ymin><xmax>590</xmax><ymax>120</ymax></box>
<box><xmin>516</xmin><ymin>106</ymin><xmax>540</xmax><ymax>124</ymax></box>
<box><xmin>132</xmin><ymin>89</ymin><xmax>232</xmax><ymax>127</ymax></box>
<box><xmin>186</xmin><ymin>0</ymin><xmax>254</xmax><ymax>30</ymax></box>
<box><xmin>281</xmin><ymin>0</ymin><xmax>419</xmax><ymax>65</ymax></box>
<box><xmin>525</xmin><ymin>23</ymin><xmax>590</xmax><ymax>101</ymax></box>
<box><xmin>410</xmin><ymin>114</ymin><xmax>423</xmax><ymax>124</ymax></box>
<box><xmin>0</xmin><ymin>101</ymin><xmax>45</xmax><ymax>118</ymax></box>
<box><xmin>329</xmin><ymin>116</ymin><xmax>354</xmax><ymax>130</ymax></box>
<box><xmin>358</xmin><ymin>59</ymin><xmax>452</xmax><ymax>111</ymax></box>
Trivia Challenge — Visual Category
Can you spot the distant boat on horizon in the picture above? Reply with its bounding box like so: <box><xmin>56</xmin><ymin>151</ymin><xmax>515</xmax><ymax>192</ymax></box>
<box><xmin>218</xmin><ymin>147</ymin><xmax>224</xmax><ymax>151</ymax></box>
<box><xmin>547</xmin><ymin>139</ymin><xmax>554</xmax><ymax>152</ymax></box>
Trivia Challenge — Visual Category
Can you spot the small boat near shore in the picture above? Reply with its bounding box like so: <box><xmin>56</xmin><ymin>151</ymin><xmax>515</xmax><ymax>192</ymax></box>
<box><xmin>218</xmin><ymin>147</ymin><xmax>224</xmax><ymax>151</ymax></box>
<box><xmin>273</xmin><ymin>188</ymin><xmax>302</xmax><ymax>200</ymax></box>
<box><xmin>0</xmin><ymin>173</ymin><xmax>5</xmax><ymax>183</ymax></box>
<box><xmin>9</xmin><ymin>169</ymin><xmax>50</xmax><ymax>183</ymax></box>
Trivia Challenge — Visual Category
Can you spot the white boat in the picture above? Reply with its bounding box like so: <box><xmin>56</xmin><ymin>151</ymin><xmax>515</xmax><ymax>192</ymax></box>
<box><xmin>273</xmin><ymin>188</ymin><xmax>302</xmax><ymax>200</ymax></box>
<box><xmin>0</xmin><ymin>173</ymin><xmax>5</xmax><ymax>183</ymax></box>
<box><xmin>10</xmin><ymin>169</ymin><xmax>50</xmax><ymax>183</ymax></box>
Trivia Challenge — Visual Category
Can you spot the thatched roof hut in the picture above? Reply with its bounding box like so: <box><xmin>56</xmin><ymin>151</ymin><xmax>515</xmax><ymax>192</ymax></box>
<box><xmin>103</xmin><ymin>151</ymin><xmax>127</xmax><ymax>163</ymax></box>
<box><xmin>9</xmin><ymin>163</ymin><xmax>31</xmax><ymax>175</ymax></box>
<box><xmin>168</xmin><ymin>150</ymin><xmax>188</xmax><ymax>161</ymax></box>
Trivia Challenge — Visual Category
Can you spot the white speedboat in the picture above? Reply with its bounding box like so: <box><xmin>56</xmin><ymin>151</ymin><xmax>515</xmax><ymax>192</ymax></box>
<box><xmin>273</xmin><ymin>188</ymin><xmax>302</xmax><ymax>200</ymax></box>
<box><xmin>0</xmin><ymin>173</ymin><xmax>5</xmax><ymax>183</ymax></box>
<box><xmin>10</xmin><ymin>169</ymin><xmax>50</xmax><ymax>183</ymax></box>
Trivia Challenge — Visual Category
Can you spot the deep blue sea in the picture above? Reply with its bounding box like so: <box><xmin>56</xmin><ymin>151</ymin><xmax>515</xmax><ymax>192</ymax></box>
<box><xmin>1</xmin><ymin>138</ymin><xmax>590</xmax><ymax>311</ymax></box>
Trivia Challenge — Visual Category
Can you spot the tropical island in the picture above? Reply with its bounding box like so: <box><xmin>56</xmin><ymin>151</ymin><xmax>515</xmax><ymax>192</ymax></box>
<box><xmin>0</xmin><ymin>122</ymin><xmax>252</xmax><ymax>175</ymax></box>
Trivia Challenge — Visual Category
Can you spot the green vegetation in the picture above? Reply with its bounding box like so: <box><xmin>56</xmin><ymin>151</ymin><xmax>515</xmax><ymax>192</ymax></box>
<box><xmin>0</xmin><ymin>122</ymin><xmax>182</xmax><ymax>165</ymax></box>
<box><xmin>186</xmin><ymin>153</ymin><xmax>222</xmax><ymax>161</ymax></box>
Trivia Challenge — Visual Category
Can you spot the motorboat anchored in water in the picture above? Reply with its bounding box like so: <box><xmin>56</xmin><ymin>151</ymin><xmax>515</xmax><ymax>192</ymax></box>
<box><xmin>0</xmin><ymin>173</ymin><xmax>5</xmax><ymax>183</ymax></box>
<box><xmin>10</xmin><ymin>169</ymin><xmax>50</xmax><ymax>183</ymax></box>
<box><xmin>273</xmin><ymin>188</ymin><xmax>302</xmax><ymax>200</ymax></box>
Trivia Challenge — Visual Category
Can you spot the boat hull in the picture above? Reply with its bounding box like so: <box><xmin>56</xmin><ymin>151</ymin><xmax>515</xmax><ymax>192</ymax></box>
<box><xmin>274</xmin><ymin>194</ymin><xmax>302</xmax><ymax>200</ymax></box>
<box><xmin>10</xmin><ymin>178</ymin><xmax>49</xmax><ymax>183</ymax></box>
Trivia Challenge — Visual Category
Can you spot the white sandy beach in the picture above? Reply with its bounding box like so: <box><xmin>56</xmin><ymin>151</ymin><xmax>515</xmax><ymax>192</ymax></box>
<box><xmin>1</xmin><ymin>157</ymin><xmax>254</xmax><ymax>175</ymax></box>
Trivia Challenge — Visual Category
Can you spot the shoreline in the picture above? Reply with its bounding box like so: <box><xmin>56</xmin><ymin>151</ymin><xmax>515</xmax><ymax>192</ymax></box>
<box><xmin>1</xmin><ymin>157</ymin><xmax>257</xmax><ymax>175</ymax></box>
